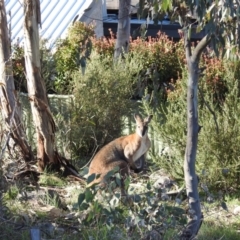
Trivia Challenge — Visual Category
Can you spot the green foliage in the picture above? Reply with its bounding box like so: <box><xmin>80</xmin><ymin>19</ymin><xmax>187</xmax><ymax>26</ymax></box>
<box><xmin>141</xmin><ymin>0</ymin><xmax>240</xmax><ymax>58</ymax></box>
<box><xmin>92</xmin><ymin>29</ymin><xmax>115</xmax><ymax>58</ymax></box>
<box><xmin>143</xmin><ymin>57</ymin><xmax>240</xmax><ymax>190</ymax></box>
<box><xmin>38</xmin><ymin>172</ymin><xmax>66</xmax><ymax>187</ymax></box>
<box><xmin>77</xmin><ymin>170</ymin><xmax>187</xmax><ymax>238</ymax></box>
<box><xmin>69</xmin><ymin>50</ymin><xmax>140</xmax><ymax>159</ymax></box>
<box><xmin>197</xmin><ymin>222</ymin><xmax>240</xmax><ymax>240</ymax></box>
<box><xmin>130</xmin><ymin>35</ymin><xmax>185</xmax><ymax>100</ymax></box>
<box><xmin>12</xmin><ymin>44</ymin><xmax>26</xmax><ymax>92</ymax></box>
<box><xmin>53</xmin><ymin>22</ymin><xmax>94</xmax><ymax>94</ymax></box>
<box><xmin>39</xmin><ymin>39</ymin><xmax>56</xmax><ymax>93</ymax></box>
<box><xmin>12</xmin><ymin>40</ymin><xmax>55</xmax><ymax>93</ymax></box>
<box><xmin>93</xmin><ymin>33</ymin><xmax>185</xmax><ymax>100</ymax></box>
<box><xmin>142</xmin><ymin>76</ymin><xmax>187</xmax><ymax>183</ymax></box>
<box><xmin>3</xmin><ymin>185</ymin><xmax>19</xmax><ymax>201</ymax></box>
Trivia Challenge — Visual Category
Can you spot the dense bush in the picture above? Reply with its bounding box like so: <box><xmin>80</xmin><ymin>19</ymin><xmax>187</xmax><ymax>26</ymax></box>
<box><xmin>53</xmin><ymin>22</ymin><xmax>95</xmax><ymax>94</ymax></box>
<box><xmin>12</xmin><ymin>44</ymin><xmax>26</xmax><ymax>92</ymax></box>
<box><xmin>69</xmin><ymin>51</ymin><xmax>141</xmax><ymax>160</ymax></box>
<box><xmin>12</xmin><ymin>40</ymin><xmax>55</xmax><ymax>93</ymax></box>
<box><xmin>129</xmin><ymin>35</ymin><xmax>185</xmax><ymax>99</ymax></box>
<box><xmin>93</xmin><ymin>32</ymin><xmax>185</xmax><ymax>100</ymax></box>
<box><xmin>143</xmin><ymin>58</ymin><xmax>240</xmax><ymax>191</ymax></box>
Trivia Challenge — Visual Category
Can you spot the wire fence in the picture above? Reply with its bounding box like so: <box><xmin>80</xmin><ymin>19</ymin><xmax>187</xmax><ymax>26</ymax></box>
<box><xmin>1</xmin><ymin>93</ymin><xmax>164</xmax><ymax>160</ymax></box>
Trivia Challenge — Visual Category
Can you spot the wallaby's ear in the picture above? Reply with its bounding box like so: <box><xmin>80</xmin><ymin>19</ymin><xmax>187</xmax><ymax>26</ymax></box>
<box><xmin>144</xmin><ymin>115</ymin><xmax>153</xmax><ymax>124</ymax></box>
<box><xmin>134</xmin><ymin>113</ymin><xmax>143</xmax><ymax>122</ymax></box>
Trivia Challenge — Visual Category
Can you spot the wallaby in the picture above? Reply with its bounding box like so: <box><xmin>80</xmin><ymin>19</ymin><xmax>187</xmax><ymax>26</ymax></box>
<box><xmin>88</xmin><ymin>114</ymin><xmax>153</xmax><ymax>195</ymax></box>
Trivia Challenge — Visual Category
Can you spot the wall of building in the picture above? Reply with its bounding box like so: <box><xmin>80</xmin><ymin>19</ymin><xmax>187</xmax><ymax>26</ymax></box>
<box><xmin>106</xmin><ymin>0</ymin><xmax>139</xmax><ymax>10</ymax></box>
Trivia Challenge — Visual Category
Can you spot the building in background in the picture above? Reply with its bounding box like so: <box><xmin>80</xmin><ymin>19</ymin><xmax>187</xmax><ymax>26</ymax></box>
<box><xmin>5</xmin><ymin>0</ymin><xmax>104</xmax><ymax>48</ymax></box>
<box><xmin>106</xmin><ymin>0</ymin><xmax>138</xmax><ymax>13</ymax></box>
<box><xmin>5</xmin><ymin>0</ymin><xmax>204</xmax><ymax>49</ymax></box>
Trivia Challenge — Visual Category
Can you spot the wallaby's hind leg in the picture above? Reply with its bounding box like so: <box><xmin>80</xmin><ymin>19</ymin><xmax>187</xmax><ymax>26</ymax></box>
<box><xmin>103</xmin><ymin>160</ymin><xmax>130</xmax><ymax>197</ymax></box>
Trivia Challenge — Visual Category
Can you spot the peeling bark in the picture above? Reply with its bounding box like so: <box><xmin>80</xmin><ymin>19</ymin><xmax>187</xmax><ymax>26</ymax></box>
<box><xmin>23</xmin><ymin>0</ymin><xmax>58</xmax><ymax>171</ymax></box>
<box><xmin>22</xmin><ymin>1</ymin><xmax>84</xmax><ymax>179</ymax></box>
<box><xmin>0</xmin><ymin>0</ymin><xmax>33</xmax><ymax>161</ymax></box>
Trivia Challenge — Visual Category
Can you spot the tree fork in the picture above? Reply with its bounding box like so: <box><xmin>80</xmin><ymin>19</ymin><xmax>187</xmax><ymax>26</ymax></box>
<box><xmin>114</xmin><ymin>0</ymin><xmax>131</xmax><ymax>59</ymax></box>
<box><xmin>180</xmin><ymin>33</ymin><xmax>211</xmax><ymax>239</ymax></box>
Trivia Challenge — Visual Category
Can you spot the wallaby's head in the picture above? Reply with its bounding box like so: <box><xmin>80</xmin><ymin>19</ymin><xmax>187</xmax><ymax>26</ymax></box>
<box><xmin>134</xmin><ymin>114</ymin><xmax>153</xmax><ymax>137</ymax></box>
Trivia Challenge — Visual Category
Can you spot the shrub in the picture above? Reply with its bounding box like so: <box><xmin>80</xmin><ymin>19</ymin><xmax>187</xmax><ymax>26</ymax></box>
<box><xmin>93</xmin><ymin>32</ymin><xmax>185</xmax><ymax>100</ymax></box>
<box><xmin>11</xmin><ymin>40</ymin><xmax>55</xmax><ymax>93</ymax></box>
<box><xmin>143</xmin><ymin>58</ymin><xmax>240</xmax><ymax>191</ymax></box>
<box><xmin>69</xmin><ymin>50</ymin><xmax>141</xmax><ymax>161</ymax></box>
<box><xmin>53</xmin><ymin>22</ymin><xmax>95</xmax><ymax>94</ymax></box>
<box><xmin>77</xmin><ymin>170</ymin><xmax>187</xmax><ymax>239</ymax></box>
<box><xmin>129</xmin><ymin>34</ymin><xmax>185</xmax><ymax>99</ymax></box>
<box><xmin>91</xmin><ymin>29</ymin><xmax>116</xmax><ymax>58</ymax></box>
<box><xmin>12</xmin><ymin>43</ymin><xmax>26</xmax><ymax>92</ymax></box>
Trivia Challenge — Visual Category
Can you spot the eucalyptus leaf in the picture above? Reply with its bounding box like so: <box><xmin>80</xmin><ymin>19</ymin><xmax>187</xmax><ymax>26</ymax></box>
<box><xmin>85</xmin><ymin>188</ymin><xmax>94</xmax><ymax>203</ymax></box>
<box><xmin>133</xmin><ymin>194</ymin><xmax>142</xmax><ymax>203</ymax></box>
<box><xmin>87</xmin><ymin>173</ymin><xmax>96</xmax><ymax>184</ymax></box>
<box><xmin>79</xmin><ymin>202</ymin><xmax>89</xmax><ymax>211</ymax></box>
<box><xmin>78</xmin><ymin>193</ymin><xmax>85</xmax><ymax>207</ymax></box>
<box><xmin>188</xmin><ymin>26</ymin><xmax>192</xmax><ymax>40</ymax></box>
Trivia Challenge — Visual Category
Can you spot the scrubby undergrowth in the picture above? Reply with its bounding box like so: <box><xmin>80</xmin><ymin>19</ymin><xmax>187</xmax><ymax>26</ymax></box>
<box><xmin>1</xmin><ymin>169</ymin><xmax>240</xmax><ymax>240</ymax></box>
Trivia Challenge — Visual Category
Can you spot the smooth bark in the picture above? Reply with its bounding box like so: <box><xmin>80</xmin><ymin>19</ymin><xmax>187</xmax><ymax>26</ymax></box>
<box><xmin>0</xmin><ymin>0</ymin><xmax>33</xmax><ymax>161</ymax></box>
<box><xmin>114</xmin><ymin>0</ymin><xmax>131</xmax><ymax>58</ymax></box>
<box><xmin>180</xmin><ymin>33</ymin><xmax>211</xmax><ymax>239</ymax></box>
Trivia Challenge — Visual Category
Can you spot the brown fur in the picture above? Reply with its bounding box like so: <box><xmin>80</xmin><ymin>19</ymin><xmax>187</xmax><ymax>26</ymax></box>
<box><xmin>88</xmin><ymin>114</ymin><xmax>153</xmax><ymax>194</ymax></box>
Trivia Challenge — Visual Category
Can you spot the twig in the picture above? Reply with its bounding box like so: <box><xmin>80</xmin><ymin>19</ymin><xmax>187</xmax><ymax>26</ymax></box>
<box><xmin>80</xmin><ymin>130</ymin><xmax>99</xmax><ymax>169</ymax></box>
<box><xmin>79</xmin><ymin>143</ymin><xmax>99</xmax><ymax>170</ymax></box>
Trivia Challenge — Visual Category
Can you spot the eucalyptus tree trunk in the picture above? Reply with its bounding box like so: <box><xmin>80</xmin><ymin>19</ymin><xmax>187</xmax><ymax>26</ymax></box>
<box><xmin>23</xmin><ymin>0</ymin><xmax>59</xmax><ymax>171</ymax></box>
<box><xmin>181</xmin><ymin>33</ymin><xmax>211</xmax><ymax>239</ymax></box>
<box><xmin>0</xmin><ymin>0</ymin><xmax>33</xmax><ymax>161</ymax></box>
<box><xmin>114</xmin><ymin>0</ymin><xmax>131</xmax><ymax>58</ymax></box>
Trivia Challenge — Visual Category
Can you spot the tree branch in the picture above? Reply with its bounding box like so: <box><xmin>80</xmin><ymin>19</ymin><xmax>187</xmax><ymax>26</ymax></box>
<box><xmin>184</xmin><ymin>29</ymin><xmax>192</xmax><ymax>60</ymax></box>
<box><xmin>192</xmin><ymin>34</ymin><xmax>212</xmax><ymax>62</ymax></box>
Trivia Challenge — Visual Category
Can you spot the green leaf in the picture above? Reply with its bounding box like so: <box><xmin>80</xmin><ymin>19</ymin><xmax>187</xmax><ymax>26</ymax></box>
<box><xmin>87</xmin><ymin>210</ymin><xmax>94</xmax><ymax>222</ymax></box>
<box><xmin>78</xmin><ymin>193</ymin><xmax>85</xmax><ymax>206</ymax></box>
<box><xmin>133</xmin><ymin>194</ymin><xmax>141</xmax><ymax>203</ymax></box>
<box><xmin>188</xmin><ymin>26</ymin><xmax>192</xmax><ymax>40</ymax></box>
<box><xmin>85</xmin><ymin>188</ymin><xmax>94</xmax><ymax>203</ymax></box>
<box><xmin>124</xmin><ymin>177</ymin><xmax>130</xmax><ymax>189</ymax></box>
<box><xmin>139</xmin><ymin>0</ymin><xmax>145</xmax><ymax>17</ymax></box>
<box><xmin>134</xmin><ymin>215</ymin><xmax>141</xmax><ymax>225</ymax></box>
<box><xmin>212</xmin><ymin>37</ymin><xmax>219</xmax><ymax>57</ymax></box>
<box><xmin>115</xmin><ymin>172</ymin><xmax>121</xmax><ymax>187</ymax></box>
<box><xmin>115</xmin><ymin>193</ymin><xmax>121</xmax><ymax>199</ymax></box>
<box><xmin>142</xmin><ymin>8</ymin><xmax>149</xmax><ymax>19</ymax></box>
<box><xmin>113</xmin><ymin>166</ymin><xmax>120</xmax><ymax>172</ymax></box>
<box><xmin>105</xmin><ymin>169</ymin><xmax>115</xmax><ymax>180</ymax></box>
<box><xmin>110</xmin><ymin>196</ymin><xmax>119</xmax><ymax>207</ymax></box>
<box><xmin>147</xmin><ymin>181</ymin><xmax>151</xmax><ymax>190</ymax></box>
<box><xmin>80</xmin><ymin>57</ymin><xmax>86</xmax><ymax>67</ymax></box>
<box><xmin>179</xmin><ymin>16</ymin><xmax>183</xmax><ymax>27</ymax></box>
<box><xmin>221</xmin><ymin>201</ymin><xmax>228</xmax><ymax>211</ymax></box>
<box><xmin>79</xmin><ymin>202</ymin><xmax>89</xmax><ymax>211</ymax></box>
<box><xmin>87</xmin><ymin>173</ymin><xmax>96</xmax><ymax>184</ymax></box>
<box><xmin>161</xmin><ymin>0</ymin><xmax>172</xmax><ymax>12</ymax></box>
